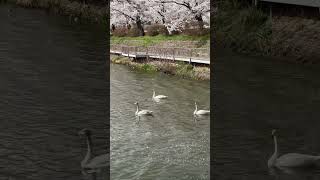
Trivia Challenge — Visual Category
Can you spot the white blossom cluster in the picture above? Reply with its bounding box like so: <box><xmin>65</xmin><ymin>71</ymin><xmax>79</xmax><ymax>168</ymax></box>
<box><xmin>110</xmin><ymin>0</ymin><xmax>210</xmax><ymax>34</ymax></box>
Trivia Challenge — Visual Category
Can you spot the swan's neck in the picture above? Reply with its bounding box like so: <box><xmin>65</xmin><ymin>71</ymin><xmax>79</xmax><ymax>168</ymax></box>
<box><xmin>152</xmin><ymin>91</ymin><xmax>155</xmax><ymax>98</ymax></box>
<box><xmin>136</xmin><ymin>104</ymin><xmax>139</xmax><ymax>113</ymax></box>
<box><xmin>273</xmin><ymin>135</ymin><xmax>278</xmax><ymax>158</ymax></box>
<box><xmin>268</xmin><ymin>135</ymin><xmax>278</xmax><ymax>167</ymax></box>
<box><xmin>193</xmin><ymin>104</ymin><xmax>198</xmax><ymax>114</ymax></box>
<box><xmin>82</xmin><ymin>135</ymin><xmax>93</xmax><ymax>165</ymax></box>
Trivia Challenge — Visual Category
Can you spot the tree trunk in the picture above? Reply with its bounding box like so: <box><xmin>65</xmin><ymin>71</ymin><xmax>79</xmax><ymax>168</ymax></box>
<box><xmin>161</xmin><ymin>16</ymin><xmax>165</xmax><ymax>24</ymax></box>
<box><xmin>111</xmin><ymin>24</ymin><xmax>115</xmax><ymax>31</ymax></box>
<box><xmin>136</xmin><ymin>17</ymin><xmax>145</xmax><ymax>36</ymax></box>
<box><xmin>195</xmin><ymin>14</ymin><xmax>204</xmax><ymax>30</ymax></box>
<box><xmin>127</xmin><ymin>23</ymin><xmax>131</xmax><ymax>30</ymax></box>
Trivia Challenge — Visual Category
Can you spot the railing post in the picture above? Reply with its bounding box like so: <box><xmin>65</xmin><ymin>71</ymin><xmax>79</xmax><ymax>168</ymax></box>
<box><xmin>189</xmin><ymin>48</ymin><xmax>192</xmax><ymax>64</ymax></box>
<box><xmin>165</xmin><ymin>48</ymin><xmax>167</xmax><ymax>59</ymax></box>
<box><xmin>173</xmin><ymin>48</ymin><xmax>175</xmax><ymax>61</ymax></box>
<box><xmin>146</xmin><ymin>47</ymin><xmax>149</xmax><ymax>61</ymax></box>
<box><xmin>128</xmin><ymin>46</ymin><xmax>129</xmax><ymax>58</ymax></box>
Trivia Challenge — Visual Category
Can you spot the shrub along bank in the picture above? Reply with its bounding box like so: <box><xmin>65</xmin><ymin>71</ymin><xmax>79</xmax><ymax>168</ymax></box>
<box><xmin>2</xmin><ymin>0</ymin><xmax>108</xmax><ymax>25</ymax></box>
<box><xmin>111</xmin><ymin>56</ymin><xmax>210</xmax><ymax>81</ymax></box>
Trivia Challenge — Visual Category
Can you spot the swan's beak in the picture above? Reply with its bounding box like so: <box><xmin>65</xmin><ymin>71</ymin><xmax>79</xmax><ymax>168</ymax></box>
<box><xmin>78</xmin><ymin>128</ymin><xmax>89</xmax><ymax>137</ymax></box>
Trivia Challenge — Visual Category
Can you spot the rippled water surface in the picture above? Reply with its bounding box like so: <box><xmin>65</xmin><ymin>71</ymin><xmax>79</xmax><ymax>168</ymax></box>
<box><xmin>110</xmin><ymin>64</ymin><xmax>210</xmax><ymax>179</ymax></box>
<box><xmin>213</xmin><ymin>50</ymin><xmax>320</xmax><ymax>180</ymax></box>
<box><xmin>0</xmin><ymin>5</ymin><xmax>108</xmax><ymax>180</ymax></box>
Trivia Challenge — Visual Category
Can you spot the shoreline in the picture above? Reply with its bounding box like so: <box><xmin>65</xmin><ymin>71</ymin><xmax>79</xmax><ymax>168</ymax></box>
<box><xmin>111</xmin><ymin>56</ymin><xmax>210</xmax><ymax>81</ymax></box>
<box><xmin>215</xmin><ymin>3</ymin><xmax>320</xmax><ymax>64</ymax></box>
<box><xmin>2</xmin><ymin>0</ymin><xmax>107</xmax><ymax>25</ymax></box>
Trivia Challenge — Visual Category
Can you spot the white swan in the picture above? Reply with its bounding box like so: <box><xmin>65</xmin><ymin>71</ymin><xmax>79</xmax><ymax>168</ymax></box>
<box><xmin>268</xmin><ymin>129</ymin><xmax>320</xmax><ymax>168</ymax></box>
<box><xmin>193</xmin><ymin>102</ymin><xmax>210</xmax><ymax>116</ymax></box>
<box><xmin>78</xmin><ymin>129</ymin><xmax>108</xmax><ymax>176</ymax></box>
<box><xmin>134</xmin><ymin>102</ymin><xmax>153</xmax><ymax>116</ymax></box>
<box><xmin>152</xmin><ymin>89</ymin><xmax>167</xmax><ymax>101</ymax></box>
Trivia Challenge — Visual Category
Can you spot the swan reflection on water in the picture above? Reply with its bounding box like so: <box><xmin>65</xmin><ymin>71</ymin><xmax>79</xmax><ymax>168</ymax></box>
<box><xmin>78</xmin><ymin>129</ymin><xmax>108</xmax><ymax>180</ymax></box>
<box><xmin>269</xmin><ymin>166</ymin><xmax>320</xmax><ymax>180</ymax></box>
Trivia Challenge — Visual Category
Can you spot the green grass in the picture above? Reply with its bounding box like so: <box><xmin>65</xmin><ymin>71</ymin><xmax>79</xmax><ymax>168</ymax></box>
<box><xmin>111</xmin><ymin>56</ymin><xmax>209</xmax><ymax>80</ymax></box>
<box><xmin>111</xmin><ymin>56</ymin><xmax>157</xmax><ymax>73</ymax></box>
<box><xmin>175</xmin><ymin>62</ymin><xmax>194</xmax><ymax>78</ymax></box>
<box><xmin>135</xmin><ymin>63</ymin><xmax>158</xmax><ymax>72</ymax></box>
<box><xmin>215</xmin><ymin>0</ymin><xmax>272</xmax><ymax>55</ymax></box>
<box><xmin>111</xmin><ymin>34</ymin><xmax>210</xmax><ymax>47</ymax></box>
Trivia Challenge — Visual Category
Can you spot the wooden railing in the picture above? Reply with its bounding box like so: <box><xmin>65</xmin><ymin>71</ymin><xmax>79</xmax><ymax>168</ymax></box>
<box><xmin>111</xmin><ymin>40</ymin><xmax>210</xmax><ymax>48</ymax></box>
<box><xmin>110</xmin><ymin>44</ymin><xmax>209</xmax><ymax>61</ymax></box>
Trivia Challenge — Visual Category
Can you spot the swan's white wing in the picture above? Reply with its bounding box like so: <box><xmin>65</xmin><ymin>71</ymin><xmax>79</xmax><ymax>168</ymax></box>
<box><xmin>138</xmin><ymin>110</ymin><xmax>153</xmax><ymax>115</ymax></box>
<box><xmin>276</xmin><ymin>153</ymin><xmax>319</xmax><ymax>167</ymax></box>
<box><xmin>196</xmin><ymin>110</ymin><xmax>210</xmax><ymax>115</ymax></box>
<box><xmin>154</xmin><ymin>95</ymin><xmax>167</xmax><ymax>99</ymax></box>
<box><xmin>153</xmin><ymin>98</ymin><xmax>160</xmax><ymax>102</ymax></box>
<box><xmin>85</xmin><ymin>154</ymin><xmax>109</xmax><ymax>169</ymax></box>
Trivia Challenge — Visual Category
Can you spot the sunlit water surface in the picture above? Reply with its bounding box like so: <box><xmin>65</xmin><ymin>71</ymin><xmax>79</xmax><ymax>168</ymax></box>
<box><xmin>111</xmin><ymin>64</ymin><xmax>210</xmax><ymax>179</ymax></box>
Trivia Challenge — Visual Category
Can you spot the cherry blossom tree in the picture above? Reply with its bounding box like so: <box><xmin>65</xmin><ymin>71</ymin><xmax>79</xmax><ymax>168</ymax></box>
<box><xmin>110</xmin><ymin>0</ymin><xmax>210</xmax><ymax>36</ymax></box>
<box><xmin>157</xmin><ymin>0</ymin><xmax>210</xmax><ymax>31</ymax></box>
<box><xmin>111</xmin><ymin>0</ymin><xmax>153</xmax><ymax>36</ymax></box>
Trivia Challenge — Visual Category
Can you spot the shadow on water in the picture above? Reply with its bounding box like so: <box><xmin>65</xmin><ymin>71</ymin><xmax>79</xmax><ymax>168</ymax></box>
<box><xmin>213</xmin><ymin>48</ymin><xmax>320</xmax><ymax>179</ymax></box>
<box><xmin>0</xmin><ymin>4</ymin><xmax>108</xmax><ymax>180</ymax></box>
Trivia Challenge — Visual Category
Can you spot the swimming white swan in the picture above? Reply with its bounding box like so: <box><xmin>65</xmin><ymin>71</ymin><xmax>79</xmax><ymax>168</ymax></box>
<box><xmin>152</xmin><ymin>89</ymin><xmax>167</xmax><ymax>101</ymax></box>
<box><xmin>134</xmin><ymin>102</ymin><xmax>153</xmax><ymax>116</ymax></box>
<box><xmin>193</xmin><ymin>102</ymin><xmax>210</xmax><ymax>116</ymax></box>
<box><xmin>78</xmin><ymin>129</ymin><xmax>108</xmax><ymax>176</ymax></box>
<box><xmin>268</xmin><ymin>129</ymin><xmax>320</xmax><ymax>168</ymax></box>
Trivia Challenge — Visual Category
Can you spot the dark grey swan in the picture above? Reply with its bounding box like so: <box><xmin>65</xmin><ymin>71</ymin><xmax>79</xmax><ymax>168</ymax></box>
<box><xmin>268</xmin><ymin>129</ymin><xmax>320</xmax><ymax>168</ymax></box>
<box><xmin>78</xmin><ymin>129</ymin><xmax>108</xmax><ymax>175</ymax></box>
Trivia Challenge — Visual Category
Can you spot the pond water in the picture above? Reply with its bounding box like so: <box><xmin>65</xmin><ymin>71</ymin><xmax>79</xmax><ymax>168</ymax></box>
<box><xmin>110</xmin><ymin>64</ymin><xmax>210</xmax><ymax>179</ymax></box>
<box><xmin>0</xmin><ymin>4</ymin><xmax>108</xmax><ymax>180</ymax></box>
<box><xmin>213</xmin><ymin>49</ymin><xmax>320</xmax><ymax>180</ymax></box>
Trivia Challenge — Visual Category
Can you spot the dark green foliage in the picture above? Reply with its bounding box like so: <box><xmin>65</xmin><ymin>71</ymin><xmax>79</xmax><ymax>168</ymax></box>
<box><xmin>215</xmin><ymin>0</ymin><xmax>272</xmax><ymax>55</ymax></box>
<box><xmin>145</xmin><ymin>24</ymin><xmax>169</xmax><ymax>36</ymax></box>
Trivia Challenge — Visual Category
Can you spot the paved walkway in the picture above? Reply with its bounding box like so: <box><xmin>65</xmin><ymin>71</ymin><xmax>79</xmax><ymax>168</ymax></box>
<box><xmin>110</xmin><ymin>45</ymin><xmax>210</xmax><ymax>65</ymax></box>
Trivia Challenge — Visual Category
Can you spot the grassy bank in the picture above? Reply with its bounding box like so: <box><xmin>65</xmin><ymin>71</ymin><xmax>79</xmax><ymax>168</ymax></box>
<box><xmin>270</xmin><ymin>16</ymin><xmax>320</xmax><ymax>63</ymax></box>
<box><xmin>216</xmin><ymin>1</ymin><xmax>320</xmax><ymax>63</ymax></box>
<box><xmin>215</xmin><ymin>1</ymin><xmax>272</xmax><ymax>56</ymax></box>
<box><xmin>111</xmin><ymin>34</ymin><xmax>210</xmax><ymax>48</ymax></box>
<box><xmin>3</xmin><ymin>0</ymin><xmax>107</xmax><ymax>25</ymax></box>
<box><xmin>111</xmin><ymin>56</ymin><xmax>210</xmax><ymax>81</ymax></box>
